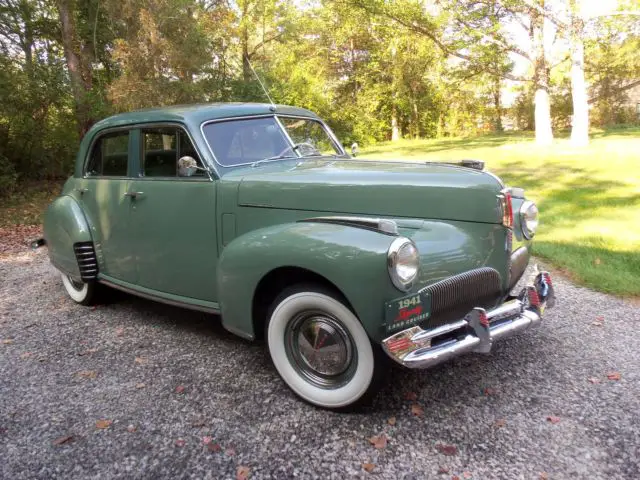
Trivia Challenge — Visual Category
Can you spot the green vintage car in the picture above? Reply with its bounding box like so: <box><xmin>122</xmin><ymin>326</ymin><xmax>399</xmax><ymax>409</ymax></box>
<box><xmin>44</xmin><ymin>103</ymin><xmax>555</xmax><ymax>409</ymax></box>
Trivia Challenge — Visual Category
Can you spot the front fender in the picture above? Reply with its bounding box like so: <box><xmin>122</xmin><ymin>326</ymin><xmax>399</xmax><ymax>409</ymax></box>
<box><xmin>217</xmin><ymin>222</ymin><xmax>399</xmax><ymax>341</ymax></box>
<box><xmin>43</xmin><ymin>195</ymin><xmax>92</xmax><ymax>278</ymax></box>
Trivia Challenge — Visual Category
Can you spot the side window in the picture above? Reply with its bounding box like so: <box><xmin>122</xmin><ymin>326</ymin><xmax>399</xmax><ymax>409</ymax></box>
<box><xmin>86</xmin><ymin>131</ymin><xmax>129</xmax><ymax>177</ymax></box>
<box><xmin>141</xmin><ymin>127</ymin><xmax>206</xmax><ymax>178</ymax></box>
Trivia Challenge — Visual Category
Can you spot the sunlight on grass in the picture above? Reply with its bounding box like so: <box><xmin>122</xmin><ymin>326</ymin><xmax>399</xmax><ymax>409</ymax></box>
<box><xmin>361</xmin><ymin>127</ymin><xmax>640</xmax><ymax>296</ymax></box>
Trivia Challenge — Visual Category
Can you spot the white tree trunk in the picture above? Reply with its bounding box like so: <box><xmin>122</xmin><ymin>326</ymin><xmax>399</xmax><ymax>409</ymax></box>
<box><xmin>532</xmin><ymin>4</ymin><xmax>553</xmax><ymax>146</ymax></box>
<box><xmin>534</xmin><ymin>88</ymin><xmax>553</xmax><ymax>146</ymax></box>
<box><xmin>570</xmin><ymin>11</ymin><xmax>589</xmax><ymax>146</ymax></box>
<box><xmin>391</xmin><ymin>104</ymin><xmax>401</xmax><ymax>141</ymax></box>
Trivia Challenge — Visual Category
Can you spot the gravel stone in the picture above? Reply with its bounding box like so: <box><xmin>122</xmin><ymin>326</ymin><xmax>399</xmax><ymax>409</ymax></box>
<box><xmin>1</xmin><ymin>249</ymin><xmax>639</xmax><ymax>479</ymax></box>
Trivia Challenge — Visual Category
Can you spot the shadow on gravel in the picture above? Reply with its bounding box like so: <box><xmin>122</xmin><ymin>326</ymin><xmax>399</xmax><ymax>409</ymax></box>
<box><xmin>94</xmin><ymin>282</ymin><xmax>560</xmax><ymax>417</ymax></box>
<box><xmin>103</xmin><ymin>288</ymin><xmax>244</xmax><ymax>344</ymax></box>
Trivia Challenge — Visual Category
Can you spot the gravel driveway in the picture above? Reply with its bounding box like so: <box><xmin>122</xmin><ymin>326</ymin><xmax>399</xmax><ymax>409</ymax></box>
<box><xmin>1</xmin><ymin>249</ymin><xmax>639</xmax><ymax>479</ymax></box>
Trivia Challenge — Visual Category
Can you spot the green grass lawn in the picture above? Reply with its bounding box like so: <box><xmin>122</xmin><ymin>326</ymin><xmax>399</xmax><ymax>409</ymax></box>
<box><xmin>361</xmin><ymin>127</ymin><xmax>640</xmax><ymax>297</ymax></box>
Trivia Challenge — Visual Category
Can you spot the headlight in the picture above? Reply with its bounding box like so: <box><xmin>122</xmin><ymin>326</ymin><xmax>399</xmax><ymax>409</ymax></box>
<box><xmin>388</xmin><ymin>237</ymin><xmax>419</xmax><ymax>291</ymax></box>
<box><xmin>520</xmin><ymin>201</ymin><xmax>539</xmax><ymax>239</ymax></box>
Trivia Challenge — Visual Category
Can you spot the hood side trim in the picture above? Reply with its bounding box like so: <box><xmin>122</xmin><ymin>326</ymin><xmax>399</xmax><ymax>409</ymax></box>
<box><xmin>299</xmin><ymin>216</ymin><xmax>398</xmax><ymax>236</ymax></box>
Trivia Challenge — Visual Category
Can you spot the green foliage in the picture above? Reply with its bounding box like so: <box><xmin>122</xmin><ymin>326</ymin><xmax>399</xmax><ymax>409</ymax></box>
<box><xmin>0</xmin><ymin>0</ymin><xmax>639</xmax><ymax>190</ymax></box>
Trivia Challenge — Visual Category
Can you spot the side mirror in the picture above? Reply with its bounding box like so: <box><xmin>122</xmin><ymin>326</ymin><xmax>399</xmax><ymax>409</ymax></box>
<box><xmin>178</xmin><ymin>156</ymin><xmax>207</xmax><ymax>177</ymax></box>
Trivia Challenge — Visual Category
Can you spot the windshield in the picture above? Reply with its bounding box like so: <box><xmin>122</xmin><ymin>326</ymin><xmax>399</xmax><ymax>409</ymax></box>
<box><xmin>201</xmin><ymin>116</ymin><xmax>342</xmax><ymax>167</ymax></box>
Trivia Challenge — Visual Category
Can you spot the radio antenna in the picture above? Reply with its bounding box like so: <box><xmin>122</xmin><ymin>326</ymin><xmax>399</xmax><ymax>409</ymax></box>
<box><xmin>244</xmin><ymin>54</ymin><xmax>276</xmax><ymax>110</ymax></box>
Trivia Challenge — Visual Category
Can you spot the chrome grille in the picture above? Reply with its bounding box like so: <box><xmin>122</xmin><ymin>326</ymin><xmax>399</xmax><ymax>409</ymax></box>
<box><xmin>73</xmin><ymin>242</ymin><xmax>98</xmax><ymax>281</ymax></box>
<box><xmin>420</xmin><ymin>267</ymin><xmax>503</xmax><ymax>327</ymax></box>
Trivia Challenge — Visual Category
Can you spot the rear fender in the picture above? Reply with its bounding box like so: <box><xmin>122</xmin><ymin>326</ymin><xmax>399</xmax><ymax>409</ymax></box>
<box><xmin>217</xmin><ymin>222</ymin><xmax>399</xmax><ymax>340</ymax></box>
<box><xmin>43</xmin><ymin>195</ymin><xmax>92</xmax><ymax>279</ymax></box>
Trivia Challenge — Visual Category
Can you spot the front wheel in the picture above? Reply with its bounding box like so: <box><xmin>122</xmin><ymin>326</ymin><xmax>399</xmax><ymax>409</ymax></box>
<box><xmin>61</xmin><ymin>273</ymin><xmax>98</xmax><ymax>306</ymax></box>
<box><xmin>267</xmin><ymin>286</ymin><xmax>387</xmax><ymax>410</ymax></box>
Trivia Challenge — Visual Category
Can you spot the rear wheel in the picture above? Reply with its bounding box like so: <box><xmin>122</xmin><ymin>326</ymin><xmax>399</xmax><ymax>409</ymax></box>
<box><xmin>61</xmin><ymin>273</ymin><xmax>98</xmax><ymax>306</ymax></box>
<box><xmin>267</xmin><ymin>285</ymin><xmax>387</xmax><ymax>410</ymax></box>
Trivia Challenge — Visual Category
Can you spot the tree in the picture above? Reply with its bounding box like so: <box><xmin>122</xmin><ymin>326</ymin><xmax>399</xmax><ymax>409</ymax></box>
<box><xmin>56</xmin><ymin>0</ymin><xmax>95</xmax><ymax>136</ymax></box>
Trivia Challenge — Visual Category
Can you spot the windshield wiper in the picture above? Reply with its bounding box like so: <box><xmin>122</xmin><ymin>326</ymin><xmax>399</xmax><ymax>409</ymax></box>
<box><xmin>251</xmin><ymin>154</ymin><xmax>296</xmax><ymax>168</ymax></box>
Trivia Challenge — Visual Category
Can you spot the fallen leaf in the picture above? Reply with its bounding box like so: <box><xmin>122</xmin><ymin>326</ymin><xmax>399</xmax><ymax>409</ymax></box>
<box><xmin>20</xmin><ymin>352</ymin><xmax>33</xmax><ymax>359</ymax></box>
<box><xmin>607</xmin><ymin>372</ymin><xmax>621</xmax><ymax>381</ymax></box>
<box><xmin>438</xmin><ymin>466</ymin><xmax>450</xmax><ymax>474</ymax></box>
<box><xmin>115</xmin><ymin>328</ymin><xmax>125</xmax><ymax>337</ymax></box>
<box><xmin>546</xmin><ymin>416</ymin><xmax>561</xmax><ymax>424</ymax></box>
<box><xmin>588</xmin><ymin>377</ymin><xmax>600</xmax><ymax>384</ymax></box>
<box><xmin>483</xmin><ymin>387</ymin><xmax>496</xmax><ymax>396</ymax></box>
<box><xmin>96</xmin><ymin>419</ymin><xmax>112</xmax><ymax>429</ymax></box>
<box><xmin>134</xmin><ymin>356</ymin><xmax>148</xmax><ymax>365</ymax></box>
<box><xmin>387</xmin><ymin>416</ymin><xmax>396</xmax><ymax>426</ymax></box>
<box><xmin>135</xmin><ymin>382</ymin><xmax>146</xmax><ymax>389</ymax></box>
<box><xmin>2</xmin><ymin>339</ymin><xmax>14</xmax><ymax>344</ymax></box>
<box><xmin>452</xmin><ymin>476</ymin><xmax>461</xmax><ymax>480</ymax></box>
<box><xmin>494</xmin><ymin>419</ymin><xmax>506</xmax><ymax>428</ymax></box>
<box><xmin>225</xmin><ymin>447</ymin><xmax>236</xmax><ymax>457</ymax></box>
<box><xmin>126</xmin><ymin>425</ymin><xmax>137</xmax><ymax>433</ymax></box>
<box><xmin>77</xmin><ymin>370</ymin><xmax>97</xmax><ymax>379</ymax></box>
<box><xmin>594</xmin><ymin>257</ymin><xmax>601</xmax><ymax>265</ymax></box>
<box><xmin>411</xmin><ymin>403</ymin><xmax>424</xmax><ymax>417</ymax></box>
<box><xmin>208</xmin><ymin>442</ymin><xmax>222</xmax><ymax>452</ymax></box>
<box><xmin>52</xmin><ymin>435</ymin><xmax>74</xmax><ymax>446</ymax></box>
<box><xmin>175</xmin><ymin>439</ymin><xmax>186</xmax><ymax>447</ymax></box>
<box><xmin>591</xmin><ymin>319</ymin><xmax>604</xmax><ymax>327</ymax></box>
<box><xmin>368</xmin><ymin>433</ymin><xmax>387</xmax><ymax>449</ymax></box>
<box><xmin>437</xmin><ymin>444</ymin><xmax>458</xmax><ymax>456</ymax></box>
<box><xmin>202</xmin><ymin>436</ymin><xmax>212</xmax><ymax>445</ymax></box>
<box><xmin>236</xmin><ymin>465</ymin><xmax>250</xmax><ymax>480</ymax></box>
<box><xmin>362</xmin><ymin>463</ymin><xmax>375</xmax><ymax>473</ymax></box>
<box><xmin>463</xmin><ymin>472</ymin><xmax>473</xmax><ymax>479</ymax></box>
<box><xmin>191</xmin><ymin>417</ymin><xmax>207</xmax><ymax>427</ymax></box>
<box><xmin>175</xmin><ymin>385</ymin><xmax>185</xmax><ymax>394</ymax></box>
<box><xmin>539</xmin><ymin>473</ymin><xmax>549</xmax><ymax>480</ymax></box>
<box><xmin>404</xmin><ymin>391</ymin><xmax>418</xmax><ymax>401</ymax></box>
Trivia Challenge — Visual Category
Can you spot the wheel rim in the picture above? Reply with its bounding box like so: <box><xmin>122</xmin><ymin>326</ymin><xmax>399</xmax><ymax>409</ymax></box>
<box><xmin>284</xmin><ymin>310</ymin><xmax>358</xmax><ymax>389</ymax></box>
<box><xmin>67</xmin><ymin>276</ymin><xmax>85</xmax><ymax>291</ymax></box>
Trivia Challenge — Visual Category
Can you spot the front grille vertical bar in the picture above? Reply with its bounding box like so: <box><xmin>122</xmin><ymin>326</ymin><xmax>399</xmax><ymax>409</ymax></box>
<box><xmin>419</xmin><ymin>267</ymin><xmax>502</xmax><ymax>328</ymax></box>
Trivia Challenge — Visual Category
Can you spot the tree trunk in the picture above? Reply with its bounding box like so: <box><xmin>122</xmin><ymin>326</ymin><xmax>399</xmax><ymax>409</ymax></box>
<box><xmin>391</xmin><ymin>103</ymin><xmax>400</xmax><ymax>141</ymax></box>
<box><xmin>570</xmin><ymin>6</ymin><xmax>589</xmax><ymax>146</ymax></box>
<box><xmin>242</xmin><ymin>23</ymin><xmax>251</xmax><ymax>85</ymax></box>
<box><xmin>493</xmin><ymin>75</ymin><xmax>503</xmax><ymax>132</ymax></box>
<box><xmin>531</xmin><ymin>4</ymin><xmax>553</xmax><ymax>146</ymax></box>
<box><xmin>57</xmin><ymin>0</ymin><xmax>94</xmax><ymax>137</ymax></box>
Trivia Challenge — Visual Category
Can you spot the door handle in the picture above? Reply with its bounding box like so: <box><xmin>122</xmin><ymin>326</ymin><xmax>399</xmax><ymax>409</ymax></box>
<box><xmin>76</xmin><ymin>188</ymin><xmax>89</xmax><ymax>194</ymax></box>
<box><xmin>123</xmin><ymin>191</ymin><xmax>144</xmax><ymax>198</ymax></box>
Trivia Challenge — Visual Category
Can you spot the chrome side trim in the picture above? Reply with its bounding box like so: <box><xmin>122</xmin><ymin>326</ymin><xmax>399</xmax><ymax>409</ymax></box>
<box><xmin>98</xmin><ymin>278</ymin><xmax>221</xmax><ymax>315</ymax></box>
<box><xmin>382</xmin><ymin>269</ymin><xmax>556</xmax><ymax>369</ymax></box>
<box><xmin>298</xmin><ymin>216</ymin><xmax>398</xmax><ymax>235</ymax></box>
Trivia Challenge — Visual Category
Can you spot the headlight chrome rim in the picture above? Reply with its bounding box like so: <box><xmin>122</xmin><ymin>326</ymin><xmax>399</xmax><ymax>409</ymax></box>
<box><xmin>520</xmin><ymin>200</ymin><xmax>539</xmax><ymax>239</ymax></box>
<box><xmin>387</xmin><ymin>237</ymin><xmax>419</xmax><ymax>291</ymax></box>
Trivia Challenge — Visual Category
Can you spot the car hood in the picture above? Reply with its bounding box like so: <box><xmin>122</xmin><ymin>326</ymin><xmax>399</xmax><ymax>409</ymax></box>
<box><xmin>230</xmin><ymin>159</ymin><xmax>504</xmax><ymax>224</ymax></box>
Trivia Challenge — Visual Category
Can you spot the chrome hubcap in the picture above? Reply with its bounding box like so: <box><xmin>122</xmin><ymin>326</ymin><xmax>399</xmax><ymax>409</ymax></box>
<box><xmin>67</xmin><ymin>276</ymin><xmax>85</xmax><ymax>291</ymax></box>
<box><xmin>285</xmin><ymin>311</ymin><xmax>357</xmax><ymax>389</ymax></box>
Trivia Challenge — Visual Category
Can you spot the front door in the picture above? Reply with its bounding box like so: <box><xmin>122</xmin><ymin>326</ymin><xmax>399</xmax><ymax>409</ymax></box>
<box><xmin>127</xmin><ymin>125</ymin><xmax>219</xmax><ymax>302</ymax></box>
<box><xmin>79</xmin><ymin>129</ymin><xmax>137</xmax><ymax>283</ymax></box>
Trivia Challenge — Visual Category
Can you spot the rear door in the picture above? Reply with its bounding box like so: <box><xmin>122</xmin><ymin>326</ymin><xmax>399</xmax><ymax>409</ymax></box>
<box><xmin>78</xmin><ymin>129</ymin><xmax>137</xmax><ymax>283</ymax></box>
<box><xmin>127</xmin><ymin>124</ymin><xmax>219</xmax><ymax>301</ymax></box>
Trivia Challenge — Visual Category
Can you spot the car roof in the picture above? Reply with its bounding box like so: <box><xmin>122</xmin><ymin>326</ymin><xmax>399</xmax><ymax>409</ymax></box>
<box><xmin>90</xmin><ymin>103</ymin><xmax>321</xmax><ymax>131</ymax></box>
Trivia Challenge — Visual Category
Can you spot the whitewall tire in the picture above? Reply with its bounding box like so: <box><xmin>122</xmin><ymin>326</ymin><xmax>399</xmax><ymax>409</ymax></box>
<box><xmin>61</xmin><ymin>273</ymin><xmax>96</xmax><ymax>305</ymax></box>
<box><xmin>267</xmin><ymin>286</ymin><xmax>385</xmax><ymax>409</ymax></box>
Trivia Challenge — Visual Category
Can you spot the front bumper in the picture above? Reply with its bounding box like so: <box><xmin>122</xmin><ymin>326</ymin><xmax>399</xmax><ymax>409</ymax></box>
<box><xmin>382</xmin><ymin>268</ymin><xmax>556</xmax><ymax>369</ymax></box>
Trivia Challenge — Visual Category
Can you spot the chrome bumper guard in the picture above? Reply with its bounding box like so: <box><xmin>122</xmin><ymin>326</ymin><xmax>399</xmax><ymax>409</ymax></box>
<box><xmin>382</xmin><ymin>269</ymin><xmax>556</xmax><ymax>369</ymax></box>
